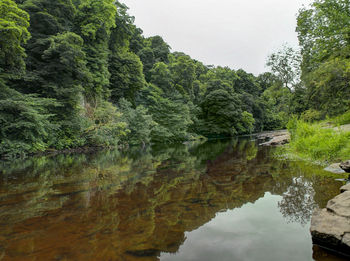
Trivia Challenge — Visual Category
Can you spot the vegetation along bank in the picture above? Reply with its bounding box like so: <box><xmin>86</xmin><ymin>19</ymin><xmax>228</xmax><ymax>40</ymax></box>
<box><xmin>1</xmin><ymin>0</ymin><xmax>349</xmax><ymax>161</ymax></box>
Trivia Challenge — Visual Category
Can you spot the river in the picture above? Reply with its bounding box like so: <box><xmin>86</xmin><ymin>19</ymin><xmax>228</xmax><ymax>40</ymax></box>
<box><xmin>0</xmin><ymin>138</ymin><xmax>348</xmax><ymax>260</ymax></box>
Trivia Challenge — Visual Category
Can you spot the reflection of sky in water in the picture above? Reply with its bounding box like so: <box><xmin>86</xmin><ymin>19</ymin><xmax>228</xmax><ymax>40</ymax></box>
<box><xmin>161</xmin><ymin>192</ymin><xmax>313</xmax><ymax>261</ymax></box>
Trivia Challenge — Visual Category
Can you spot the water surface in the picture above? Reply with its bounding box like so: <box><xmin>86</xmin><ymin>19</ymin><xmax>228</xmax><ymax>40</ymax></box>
<box><xmin>0</xmin><ymin>138</ymin><xmax>347</xmax><ymax>261</ymax></box>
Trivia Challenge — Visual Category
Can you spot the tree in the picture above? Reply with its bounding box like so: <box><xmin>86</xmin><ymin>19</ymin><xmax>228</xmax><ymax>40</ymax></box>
<box><xmin>139</xmin><ymin>84</ymin><xmax>192</xmax><ymax>143</ymax></box>
<box><xmin>297</xmin><ymin>0</ymin><xmax>350</xmax><ymax>72</ymax></box>
<box><xmin>119</xmin><ymin>98</ymin><xmax>155</xmax><ymax>145</ymax></box>
<box><xmin>266</xmin><ymin>45</ymin><xmax>301</xmax><ymax>91</ymax></box>
<box><xmin>200</xmin><ymin>79</ymin><xmax>244</xmax><ymax>136</ymax></box>
<box><xmin>147</xmin><ymin>35</ymin><xmax>170</xmax><ymax>63</ymax></box>
<box><xmin>170</xmin><ymin>54</ymin><xmax>196</xmax><ymax>99</ymax></box>
<box><xmin>0</xmin><ymin>0</ymin><xmax>30</xmax><ymax>74</ymax></box>
<box><xmin>296</xmin><ymin>0</ymin><xmax>350</xmax><ymax>115</ymax></box>
<box><xmin>149</xmin><ymin>62</ymin><xmax>173</xmax><ymax>93</ymax></box>
<box><xmin>74</xmin><ymin>0</ymin><xmax>117</xmax><ymax>101</ymax></box>
<box><xmin>109</xmin><ymin>50</ymin><xmax>145</xmax><ymax>105</ymax></box>
<box><xmin>0</xmin><ymin>79</ymin><xmax>57</xmax><ymax>158</ymax></box>
<box><xmin>138</xmin><ymin>35</ymin><xmax>171</xmax><ymax>82</ymax></box>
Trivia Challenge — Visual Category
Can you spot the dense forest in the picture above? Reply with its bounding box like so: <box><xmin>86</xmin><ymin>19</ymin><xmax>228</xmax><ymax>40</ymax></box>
<box><xmin>0</xmin><ymin>0</ymin><xmax>349</xmax><ymax>158</ymax></box>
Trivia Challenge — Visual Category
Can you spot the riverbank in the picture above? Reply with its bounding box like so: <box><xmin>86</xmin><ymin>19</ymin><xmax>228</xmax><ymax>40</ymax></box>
<box><xmin>269</xmin><ymin>120</ymin><xmax>350</xmax><ymax>258</ymax></box>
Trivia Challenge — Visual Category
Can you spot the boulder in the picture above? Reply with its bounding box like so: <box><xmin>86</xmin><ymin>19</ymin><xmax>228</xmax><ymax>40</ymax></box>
<box><xmin>340</xmin><ymin>183</ymin><xmax>350</xmax><ymax>193</ymax></box>
<box><xmin>260</xmin><ymin>134</ymin><xmax>290</xmax><ymax>146</ymax></box>
<box><xmin>324</xmin><ymin>163</ymin><xmax>346</xmax><ymax>174</ymax></box>
<box><xmin>311</xmin><ymin>188</ymin><xmax>350</xmax><ymax>257</ymax></box>
<box><xmin>327</xmin><ymin>191</ymin><xmax>350</xmax><ymax>217</ymax></box>
<box><xmin>340</xmin><ymin>161</ymin><xmax>350</xmax><ymax>173</ymax></box>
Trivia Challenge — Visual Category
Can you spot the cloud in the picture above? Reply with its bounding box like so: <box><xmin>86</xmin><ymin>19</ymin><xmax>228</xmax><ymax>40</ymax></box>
<box><xmin>122</xmin><ymin>0</ymin><xmax>313</xmax><ymax>75</ymax></box>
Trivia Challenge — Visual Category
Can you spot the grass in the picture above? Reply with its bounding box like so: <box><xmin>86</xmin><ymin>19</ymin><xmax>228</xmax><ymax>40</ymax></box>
<box><xmin>331</xmin><ymin>110</ymin><xmax>350</xmax><ymax>126</ymax></box>
<box><xmin>285</xmin><ymin>119</ymin><xmax>350</xmax><ymax>164</ymax></box>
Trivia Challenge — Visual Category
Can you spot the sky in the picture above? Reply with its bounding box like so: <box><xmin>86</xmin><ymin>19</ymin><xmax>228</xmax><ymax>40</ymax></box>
<box><xmin>122</xmin><ymin>0</ymin><xmax>313</xmax><ymax>75</ymax></box>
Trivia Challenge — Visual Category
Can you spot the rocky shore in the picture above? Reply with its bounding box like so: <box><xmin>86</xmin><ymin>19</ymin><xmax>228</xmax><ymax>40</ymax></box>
<box><xmin>311</xmin><ymin>160</ymin><xmax>350</xmax><ymax>258</ymax></box>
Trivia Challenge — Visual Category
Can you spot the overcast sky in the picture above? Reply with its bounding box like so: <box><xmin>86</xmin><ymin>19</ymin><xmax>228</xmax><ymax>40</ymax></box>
<box><xmin>122</xmin><ymin>0</ymin><xmax>313</xmax><ymax>75</ymax></box>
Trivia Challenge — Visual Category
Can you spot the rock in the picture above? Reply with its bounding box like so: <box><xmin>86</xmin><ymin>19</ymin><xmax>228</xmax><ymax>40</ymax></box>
<box><xmin>311</xmin><ymin>189</ymin><xmax>350</xmax><ymax>257</ymax></box>
<box><xmin>311</xmin><ymin>209</ymin><xmax>350</xmax><ymax>256</ymax></box>
<box><xmin>324</xmin><ymin>163</ymin><xmax>346</xmax><ymax>174</ymax></box>
<box><xmin>327</xmin><ymin>191</ymin><xmax>350</xmax><ymax>217</ymax></box>
<box><xmin>340</xmin><ymin>183</ymin><xmax>350</xmax><ymax>193</ymax></box>
<box><xmin>260</xmin><ymin>134</ymin><xmax>290</xmax><ymax>146</ymax></box>
<box><xmin>340</xmin><ymin>161</ymin><xmax>350</xmax><ymax>173</ymax></box>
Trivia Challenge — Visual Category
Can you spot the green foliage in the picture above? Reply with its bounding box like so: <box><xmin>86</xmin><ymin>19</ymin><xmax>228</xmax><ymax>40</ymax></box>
<box><xmin>287</xmin><ymin>119</ymin><xmax>350</xmax><ymax>162</ymax></box>
<box><xmin>84</xmin><ymin>100</ymin><xmax>128</xmax><ymax>147</ymax></box>
<box><xmin>75</xmin><ymin>0</ymin><xmax>116</xmax><ymax>40</ymax></box>
<box><xmin>306</xmin><ymin>57</ymin><xmax>350</xmax><ymax>115</ymax></box>
<box><xmin>3</xmin><ymin>0</ymin><xmax>325</xmax><ymax>159</ymax></box>
<box><xmin>170</xmin><ymin>53</ymin><xmax>196</xmax><ymax>99</ymax></box>
<box><xmin>119</xmin><ymin>98</ymin><xmax>155</xmax><ymax>145</ymax></box>
<box><xmin>149</xmin><ymin>62</ymin><xmax>173</xmax><ymax>93</ymax></box>
<box><xmin>240</xmin><ymin>111</ymin><xmax>255</xmax><ymax>134</ymax></box>
<box><xmin>297</xmin><ymin>0</ymin><xmax>350</xmax><ymax>116</ymax></box>
<box><xmin>266</xmin><ymin>45</ymin><xmax>301</xmax><ymax>91</ymax></box>
<box><xmin>75</xmin><ymin>0</ymin><xmax>117</xmax><ymax>100</ymax></box>
<box><xmin>331</xmin><ymin>111</ymin><xmax>350</xmax><ymax>126</ymax></box>
<box><xmin>300</xmin><ymin>109</ymin><xmax>324</xmax><ymax>122</ymax></box>
<box><xmin>0</xmin><ymin>0</ymin><xmax>30</xmax><ymax>74</ymax></box>
<box><xmin>139</xmin><ymin>84</ymin><xmax>192</xmax><ymax>143</ymax></box>
<box><xmin>109</xmin><ymin>50</ymin><xmax>145</xmax><ymax>105</ymax></box>
<box><xmin>146</xmin><ymin>35</ymin><xmax>170</xmax><ymax>63</ymax></box>
<box><xmin>0</xmin><ymin>81</ymin><xmax>57</xmax><ymax>158</ymax></box>
<box><xmin>138</xmin><ymin>35</ymin><xmax>170</xmax><ymax>82</ymax></box>
<box><xmin>200</xmin><ymin>79</ymin><xmax>244</xmax><ymax>136</ymax></box>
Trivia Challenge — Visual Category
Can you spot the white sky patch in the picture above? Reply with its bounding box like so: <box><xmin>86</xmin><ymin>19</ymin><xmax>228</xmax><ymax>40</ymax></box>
<box><xmin>122</xmin><ymin>0</ymin><xmax>314</xmax><ymax>75</ymax></box>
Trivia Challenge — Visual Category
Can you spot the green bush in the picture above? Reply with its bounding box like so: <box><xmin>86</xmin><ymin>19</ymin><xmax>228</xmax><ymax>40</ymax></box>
<box><xmin>119</xmin><ymin>98</ymin><xmax>156</xmax><ymax>146</ymax></box>
<box><xmin>0</xmin><ymin>83</ymin><xmax>58</xmax><ymax>158</ymax></box>
<box><xmin>300</xmin><ymin>109</ymin><xmax>324</xmax><ymax>122</ymax></box>
<box><xmin>287</xmin><ymin>119</ymin><xmax>350</xmax><ymax>162</ymax></box>
<box><xmin>332</xmin><ymin>110</ymin><xmax>350</xmax><ymax>126</ymax></box>
<box><xmin>84</xmin><ymin>101</ymin><xmax>128</xmax><ymax>147</ymax></box>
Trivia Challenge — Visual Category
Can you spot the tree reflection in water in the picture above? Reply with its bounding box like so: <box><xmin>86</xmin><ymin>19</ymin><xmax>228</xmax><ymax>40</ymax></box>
<box><xmin>0</xmin><ymin>138</ymin><xmax>346</xmax><ymax>260</ymax></box>
<box><xmin>278</xmin><ymin>177</ymin><xmax>315</xmax><ymax>226</ymax></box>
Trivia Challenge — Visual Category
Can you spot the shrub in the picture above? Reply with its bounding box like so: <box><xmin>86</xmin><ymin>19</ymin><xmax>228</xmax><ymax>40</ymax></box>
<box><xmin>300</xmin><ymin>109</ymin><xmax>324</xmax><ymax>122</ymax></box>
<box><xmin>287</xmin><ymin>119</ymin><xmax>350</xmax><ymax>162</ymax></box>
<box><xmin>332</xmin><ymin>110</ymin><xmax>350</xmax><ymax>126</ymax></box>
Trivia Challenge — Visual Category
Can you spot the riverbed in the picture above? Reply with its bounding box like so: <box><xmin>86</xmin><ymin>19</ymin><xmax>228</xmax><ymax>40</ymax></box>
<box><xmin>0</xmin><ymin>138</ymin><xmax>348</xmax><ymax>260</ymax></box>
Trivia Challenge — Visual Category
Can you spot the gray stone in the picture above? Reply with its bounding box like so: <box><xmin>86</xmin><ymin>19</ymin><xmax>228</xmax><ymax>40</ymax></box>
<box><xmin>311</xmin><ymin>191</ymin><xmax>350</xmax><ymax>256</ymax></box>
<box><xmin>260</xmin><ymin>134</ymin><xmax>290</xmax><ymax>146</ymax></box>
<box><xmin>324</xmin><ymin>163</ymin><xmax>346</xmax><ymax>174</ymax></box>
<box><xmin>340</xmin><ymin>160</ymin><xmax>350</xmax><ymax>173</ymax></box>
<box><xmin>327</xmin><ymin>191</ymin><xmax>350</xmax><ymax>217</ymax></box>
<box><xmin>341</xmin><ymin>183</ymin><xmax>350</xmax><ymax>193</ymax></box>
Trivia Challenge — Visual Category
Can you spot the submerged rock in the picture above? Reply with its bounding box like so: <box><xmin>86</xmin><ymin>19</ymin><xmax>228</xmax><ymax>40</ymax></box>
<box><xmin>311</xmin><ymin>186</ymin><xmax>350</xmax><ymax>257</ymax></box>
<box><xmin>340</xmin><ymin>161</ymin><xmax>350</xmax><ymax>173</ymax></box>
<box><xmin>324</xmin><ymin>163</ymin><xmax>346</xmax><ymax>174</ymax></box>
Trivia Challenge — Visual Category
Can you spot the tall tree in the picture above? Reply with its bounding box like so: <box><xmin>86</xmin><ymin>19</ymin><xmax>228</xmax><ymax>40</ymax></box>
<box><xmin>266</xmin><ymin>45</ymin><xmax>301</xmax><ymax>91</ymax></box>
<box><xmin>74</xmin><ymin>0</ymin><xmax>116</xmax><ymax>102</ymax></box>
<box><xmin>0</xmin><ymin>0</ymin><xmax>30</xmax><ymax>75</ymax></box>
<box><xmin>0</xmin><ymin>1</ymin><xmax>56</xmax><ymax>157</ymax></box>
<box><xmin>297</xmin><ymin>0</ymin><xmax>350</xmax><ymax>115</ymax></box>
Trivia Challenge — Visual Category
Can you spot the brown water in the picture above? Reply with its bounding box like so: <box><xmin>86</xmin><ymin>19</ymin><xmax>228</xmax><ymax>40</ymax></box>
<box><xmin>0</xmin><ymin>138</ymin><xmax>348</xmax><ymax>261</ymax></box>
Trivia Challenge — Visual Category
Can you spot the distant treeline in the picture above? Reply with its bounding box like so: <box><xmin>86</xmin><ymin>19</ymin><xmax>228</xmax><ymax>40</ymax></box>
<box><xmin>0</xmin><ymin>0</ymin><xmax>348</xmax><ymax>158</ymax></box>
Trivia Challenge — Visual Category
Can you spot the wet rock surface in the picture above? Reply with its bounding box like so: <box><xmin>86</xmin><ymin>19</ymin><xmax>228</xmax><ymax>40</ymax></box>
<box><xmin>324</xmin><ymin>163</ymin><xmax>346</xmax><ymax>174</ymax></box>
<box><xmin>311</xmin><ymin>184</ymin><xmax>350</xmax><ymax>257</ymax></box>
<box><xmin>258</xmin><ymin>130</ymin><xmax>290</xmax><ymax>146</ymax></box>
